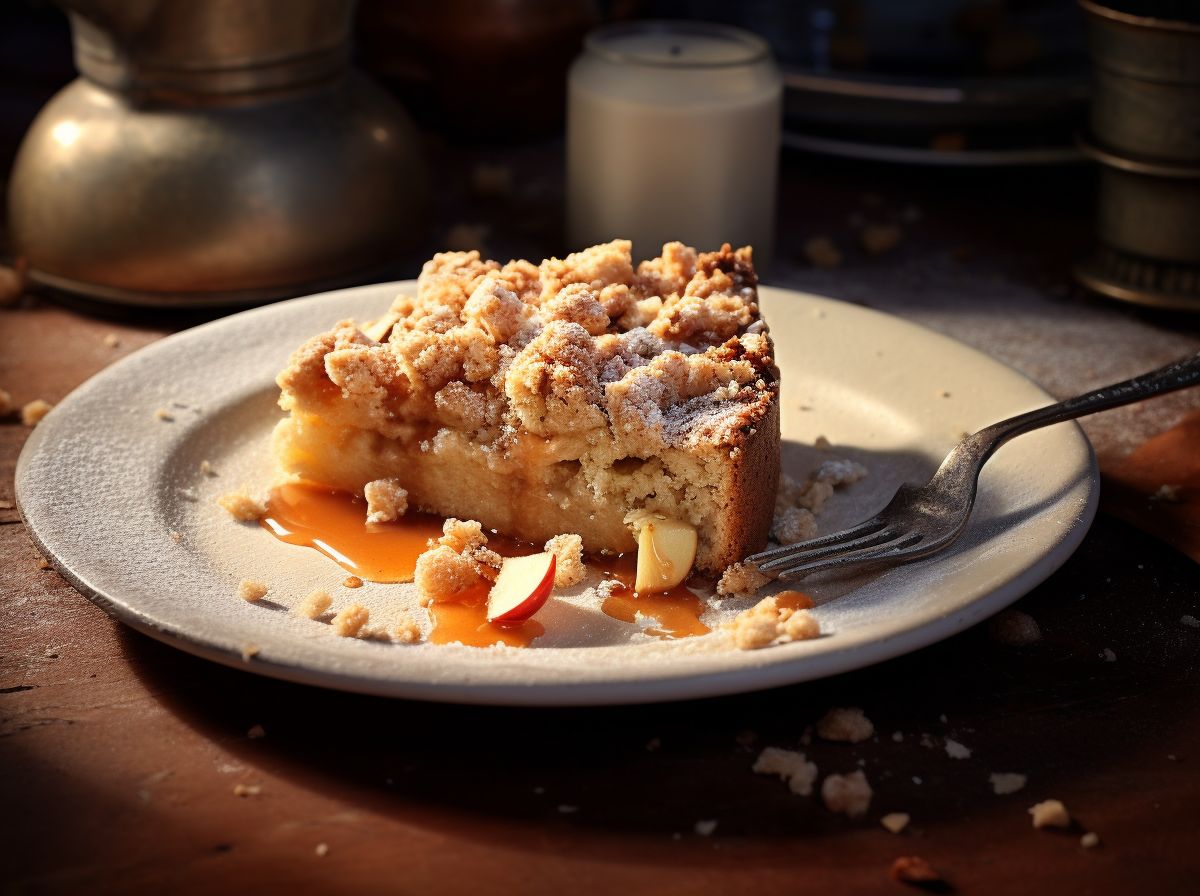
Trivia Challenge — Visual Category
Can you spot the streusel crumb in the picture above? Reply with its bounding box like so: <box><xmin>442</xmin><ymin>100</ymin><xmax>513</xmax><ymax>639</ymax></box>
<box><xmin>218</xmin><ymin>487</ymin><xmax>268</xmax><ymax>521</ymax></box>
<box><xmin>752</xmin><ymin>746</ymin><xmax>818</xmax><ymax>796</ymax></box>
<box><xmin>1029</xmin><ymin>799</ymin><xmax>1070</xmax><ymax>828</ymax></box>
<box><xmin>364</xmin><ymin>478</ymin><xmax>408</xmax><ymax>524</ymax></box>
<box><xmin>772</xmin><ymin>506</ymin><xmax>817</xmax><ymax>545</ymax></box>
<box><xmin>821</xmin><ymin>769</ymin><xmax>872</xmax><ymax>817</ymax></box>
<box><xmin>237</xmin><ymin>580</ymin><xmax>268</xmax><ymax>602</ymax></box>
<box><xmin>717</xmin><ymin>561</ymin><xmax>772</xmax><ymax>598</ymax></box>
<box><xmin>817</xmin><ymin>706</ymin><xmax>875</xmax><ymax>743</ymax></box>
<box><xmin>21</xmin><ymin>399</ymin><xmax>53</xmax><ymax>426</ymax></box>
<box><xmin>729</xmin><ymin>596</ymin><xmax>821</xmax><ymax>650</ymax></box>
<box><xmin>544</xmin><ymin>533</ymin><xmax>586</xmax><ymax>587</ymax></box>
<box><xmin>0</xmin><ymin>387</ymin><xmax>11</xmax><ymax>416</ymax></box>
<box><xmin>393</xmin><ymin>615</ymin><xmax>422</xmax><ymax>643</ymax></box>
<box><xmin>414</xmin><ymin>519</ymin><xmax>503</xmax><ymax>602</ymax></box>
<box><xmin>294</xmin><ymin>589</ymin><xmax>333</xmax><ymax>619</ymax></box>
<box><xmin>881</xmin><ymin>813</ymin><xmax>910</xmax><ymax>834</ymax></box>
<box><xmin>438</xmin><ymin>518</ymin><xmax>487</xmax><ymax>553</ymax></box>
<box><xmin>332</xmin><ymin>603</ymin><xmax>370</xmax><ymax>637</ymax></box>
<box><xmin>990</xmin><ymin>773</ymin><xmax>1027</xmax><ymax>795</ymax></box>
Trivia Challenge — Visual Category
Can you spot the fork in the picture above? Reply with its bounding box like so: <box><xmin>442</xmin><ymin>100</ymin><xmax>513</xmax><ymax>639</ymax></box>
<box><xmin>746</xmin><ymin>351</ymin><xmax>1200</xmax><ymax>580</ymax></box>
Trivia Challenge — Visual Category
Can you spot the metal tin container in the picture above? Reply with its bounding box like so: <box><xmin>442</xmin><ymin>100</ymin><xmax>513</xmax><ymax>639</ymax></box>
<box><xmin>1081</xmin><ymin>0</ymin><xmax>1200</xmax><ymax>164</ymax></box>
<box><xmin>8</xmin><ymin>0</ymin><xmax>429</xmax><ymax>308</ymax></box>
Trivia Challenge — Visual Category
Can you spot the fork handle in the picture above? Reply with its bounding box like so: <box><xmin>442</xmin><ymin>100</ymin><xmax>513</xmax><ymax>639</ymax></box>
<box><xmin>945</xmin><ymin>351</ymin><xmax>1200</xmax><ymax>479</ymax></box>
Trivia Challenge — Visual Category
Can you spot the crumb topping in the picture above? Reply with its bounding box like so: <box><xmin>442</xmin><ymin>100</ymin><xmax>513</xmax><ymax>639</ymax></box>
<box><xmin>364</xmin><ymin>478</ymin><xmax>408</xmax><ymax>524</ymax></box>
<box><xmin>393</xmin><ymin>615</ymin><xmax>422</xmax><ymax>643</ymax></box>
<box><xmin>277</xmin><ymin>241</ymin><xmax>777</xmax><ymax>458</ymax></box>
<box><xmin>544</xmin><ymin>534</ymin><xmax>586</xmax><ymax>587</ymax></box>
<box><xmin>218</xmin><ymin>487</ymin><xmax>268</xmax><ymax>521</ymax></box>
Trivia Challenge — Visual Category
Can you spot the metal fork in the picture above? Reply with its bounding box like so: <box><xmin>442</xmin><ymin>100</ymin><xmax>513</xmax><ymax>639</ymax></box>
<box><xmin>746</xmin><ymin>351</ymin><xmax>1200</xmax><ymax>580</ymax></box>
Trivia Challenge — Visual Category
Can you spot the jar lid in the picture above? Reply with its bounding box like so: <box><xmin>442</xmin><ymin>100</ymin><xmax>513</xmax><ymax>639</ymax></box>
<box><xmin>584</xmin><ymin>20</ymin><xmax>770</xmax><ymax>68</ymax></box>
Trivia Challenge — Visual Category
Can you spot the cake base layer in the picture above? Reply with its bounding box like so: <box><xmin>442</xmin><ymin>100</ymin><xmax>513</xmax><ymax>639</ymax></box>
<box><xmin>272</xmin><ymin>401</ymin><xmax>779</xmax><ymax>574</ymax></box>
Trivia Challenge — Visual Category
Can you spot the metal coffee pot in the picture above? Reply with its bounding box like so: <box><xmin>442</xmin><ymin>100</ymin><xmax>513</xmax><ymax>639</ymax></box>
<box><xmin>7</xmin><ymin>0</ymin><xmax>429</xmax><ymax>308</ymax></box>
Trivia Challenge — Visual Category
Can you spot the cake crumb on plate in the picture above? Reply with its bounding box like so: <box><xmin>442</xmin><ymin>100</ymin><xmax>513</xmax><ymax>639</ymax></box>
<box><xmin>237</xmin><ymin>580</ymin><xmax>268</xmax><ymax>602</ymax></box>
<box><xmin>990</xmin><ymin>772</ymin><xmax>1027</xmax><ymax>795</ymax></box>
<box><xmin>364</xmin><ymin>478</ymin><xmax>408</xmax><ymax>524</ymax></box>
<box><xmin>332</xmin><ymin>603</ymin><xmax>370</xmax><ymax>638</ymax></box>
<box><xmin>545</xmin><ymin>533</ymin><xmax>586</xmax><ymax>587</ymax></box>
<box><xmin>294</xmin><ymin>589</ymin><xmax>333</xmax><ymax>619</ymax></box>
<box><xmin>218</xmin><ymin>487</ymin><xmax>268</xmax><ymax>521</ymax></box>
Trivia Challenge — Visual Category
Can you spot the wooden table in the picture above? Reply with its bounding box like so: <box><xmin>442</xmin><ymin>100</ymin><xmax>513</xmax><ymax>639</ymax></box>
<box><xmin>3</xmin><ymin>146</ymin><xmax>1200</xmax><ymax>895</ymax></box>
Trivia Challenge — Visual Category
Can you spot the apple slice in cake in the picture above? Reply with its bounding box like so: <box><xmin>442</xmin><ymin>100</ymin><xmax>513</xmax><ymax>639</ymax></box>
<box><xmin>272</xmin><ymin>240</ymin><xmax>779</xmax><ymax>575</ymax></box>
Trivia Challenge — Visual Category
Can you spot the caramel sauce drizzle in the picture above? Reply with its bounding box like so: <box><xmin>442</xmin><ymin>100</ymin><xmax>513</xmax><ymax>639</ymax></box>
<box><xmin>261</xmin><ymin>482</ymin><xmax>545</xmax><ymax>646</ymax></box>
<box><xmin>260</xmin><ymin>482</ymin><xmax>444</xmax><ymax>583</ymax></box>
<box><xmin>590</xmin><ymin>553</ymin><xmax>711</xmax><ymax>640</ymax></box>
<box><xmin>261</xmin><ymin>484</ymin><xmax>718</xmax><ymax>646</ymax></box>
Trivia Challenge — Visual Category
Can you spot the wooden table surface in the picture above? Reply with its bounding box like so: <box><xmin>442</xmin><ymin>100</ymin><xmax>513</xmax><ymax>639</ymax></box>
<box><xmin>3</xmin><ymin>147</ymin><xmax>1200</xmax><ymax>895</ymax></box>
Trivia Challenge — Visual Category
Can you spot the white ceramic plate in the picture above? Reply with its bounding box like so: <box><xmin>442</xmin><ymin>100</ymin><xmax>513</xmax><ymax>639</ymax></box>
<box><xmin>16</xmin><ymin>284</ymin><xmax>1097</xmax><ymax>705</ymax></box>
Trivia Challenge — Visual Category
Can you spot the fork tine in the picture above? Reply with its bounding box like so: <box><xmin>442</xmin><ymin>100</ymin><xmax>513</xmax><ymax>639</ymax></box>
<box><xmin>751</xmin><ymin>521</ymin><xmax>895</xmax><ymax>573</ymax></box>
<box><xmin>746</xmin><ymin>517</ymin><xmax>887</xmax><ymax>568</ymax></box>
<box><xmin>772</xmin><ymin>531</ymin><xmax>925</xmax><ymax>579</ymax></box>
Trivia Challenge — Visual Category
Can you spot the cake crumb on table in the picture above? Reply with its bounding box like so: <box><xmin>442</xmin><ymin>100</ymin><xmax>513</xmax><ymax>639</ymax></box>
<box><xmin>945</xmin><ymin>738</ymin><xmax>971</xmax><ymax>759</ymax></box>
<box><xmin>237</xmin><ymin>580</ymin><xmax>268</xmax><ymax>602</ymax></box>
<box><xmin>889</xmin><ymin>856</ymin><xmax>941</xmax><ymax>884</ymax></box>
<box><xmin>37</xmin><ymin>556</ymin><xmax>51</xmax><ymax>570</ymax></box>
<box><xmin>332</xmin><ymin>603</ymin><xmax>370</xmax><ymax>638</ymax></box>
<box><xmin>804</xmin><ymin>235</ymin><xmax>843</xmax><ymax>269</ymax></box>
<box><xmin>544</xmin><ymin>533</ymin><xmax>586</xmax><ymax>587</ymax></box>
<box><xmin>817</xmin><ymin>706</ymin><xmax>875</xmax><ymax>743</ymax></box>
<box><xmin>21</xmin><ymin>399</ymin><xmax>53</xmax><ymax>426</ymax></box>
<box><xmin>752</xmin><ymin>746</ymin><xmax>818</xmax><ymax>796</ymax></box>
<box><xmin>989</xmin><ymin>608</ymin><xmax>1041</xmax><ymax>645</ymax></box>
<box><xmin>0</xmin><ymin>387</ymin><xmax>11</xmax><ymax>415</ymax></box>
<box><xmin>821</xmin><ymin>770</ymin><xmax>872</xmax><ymax>817</ymax></box>
<box><xmin>315</xmin><ymin>842</ymin><xmax>329</xmax><ymax>857</ymax></box>
<box><xmin>1029</xmin><ymin>799</ymin><xmax>1070</xmax><ymax>828</ymax></box>
<box><xmin>990</xmin><ymin>773</ymin><xmax>1027</xmax><ymax>795</ymax></box>
<box><xmin>364</xmin><ymin>478</ymin><xmax>408</xmax><ymax>524</ymax></box>
<box><xmin>294</xmin><ymin>589</ymin><xmax>333</xmax><ymax>619</ymax></box>
<box><xmin>694</xmin><ymin>819</ymin><xmax>718</xmax><ymax>837</ymax></box>
<box><xmin>881</xmin><ymin>813</ymin><xmax>910</xmax><ymax>834</ymax></box>
<box><xmin>1081</xmin><ymin>832</ymin><xmax>1100</xmax><ymax>848</ymax></box>
<box><xmin>233</xmin><ymin>784</ymin><xmax>261</xmax><ymax>797</ymax></box>
<box><xmin>218</xmin><ymin>487</ymin><xmax>269</xmax><ymax>521</ymax></box>
<box><xmin>862</xmin><ymin>224</ymin><xmax>903</xmax><ymax>255</ymax></box>
<box><xmin>103</xmin><ymin>332</ymin><xmax>120</xmax><ymax>348</ymax></box>
<box><xmin>247</xmin><ymin>724</ymin><xmax>265</xmax><ymax>739</ymax></box>
<box><xmin>1183</xmin><ymin>615</ymin><xmax>1200</xmax><ymax>628</ymax></box>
